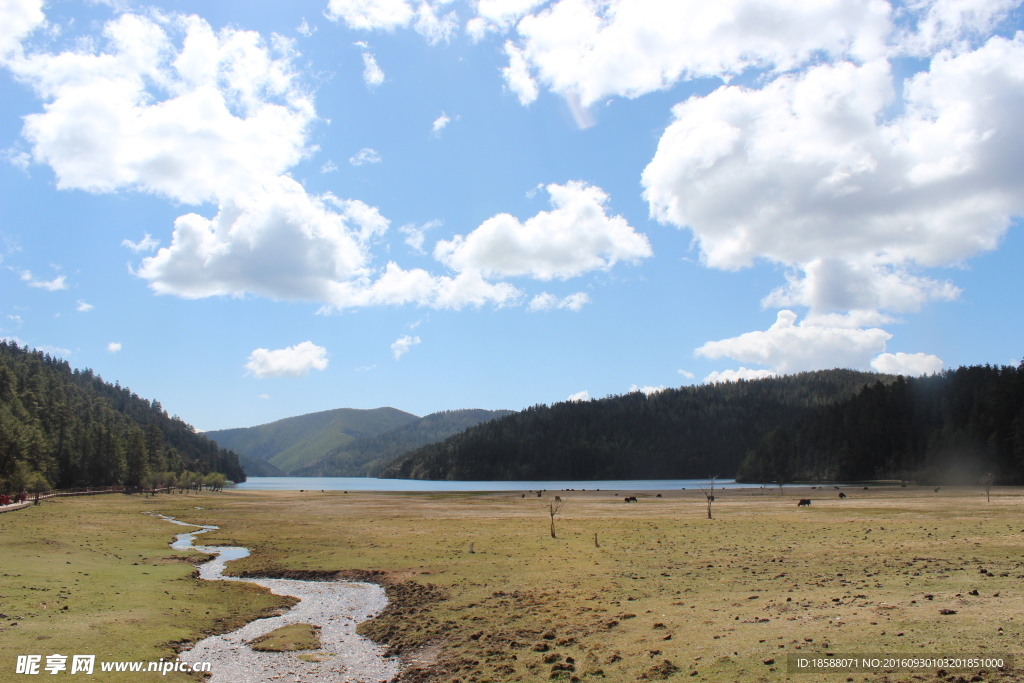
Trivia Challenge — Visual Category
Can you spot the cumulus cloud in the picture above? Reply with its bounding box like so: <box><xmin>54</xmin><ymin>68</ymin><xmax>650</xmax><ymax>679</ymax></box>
<box><xmin>527</xmin><ymin>291</ymin><xmax>589</xmax><ymax>311</ymax></box>
<box><xmin>135</xmin><ymin>177</ymin><xmax>387</xmax><ymax>301</ymax></box>
<box><xmin>435</xmin><ymin>181</ymin><xmax>651</xmax><ymax>280</ymax></box>
<box><xmin>76</xmin><ymin>300</ymin><xmax>94</xmax><ymax>312</ymax></box>
<box><xmin>107</xmin><ymin>342</ymin><xmax>122</xmax><ymax>353</ymax></box>
<box><xmin>696</xmin><ymin>310</ymin><xmax>892</xmax><ymax>374</ymax></box>
<box><xmin>12</xmin><ymin>13</ymin><xmax>314</xmax><ymax>204</ymax></box>
<box><xmin>704</xmin><ymin>367</ymin><xmax>777</xmax><ymax>384</ymax></box>
<box><xmin>643</xmin><ymin>39</ymin><xmax>1024</xmax><ymax>314</ymax></box>
<box><xmin>245</xmin><ymin>341</ymin><xmax>328</xmax><ymax>378</ymax></box>
<box><xmin>566</xmin><ymin>389</ymin><xmax>589</xmax><ymax>402</ymax></box>
<box><xmin>503</xmin><ymin>0</ymin><xmax>891</xmax><ymax>107</ymax></box>
<box><xmin>501</xmin><ymin>41</ymin><xmax>539</xmax><ymax>105</ymax></box>
<box><xmin>349</xmin><ymin>147</ymin><xmax>382</xmax><ymax>166</ymax></box>
<box><xmin>20</xmin><ymin>270</ymin><xmax>67</xmax><ymax>290</ymax></box>
<box><xmin>361</xmin><ymin>49</ymin><xmax>385</xmax><ymax>87</ymax></box>
<box><xmin>122</xmin><ymin>234</ymin><xmax>159</xmax><ymax>253</ymax></box>
<box><xmin>870</xmin><ymin>351</ymin><xmax>944</xmax><ymax>376</ymax></box>
<box><xmin>390</xmin><ymin>334</ymin><xmax>420</xmax><ymax>359</ymax></box>
<box><xmin>0</xmin><ymin>0</ymin><xmax>45</xmax><ymax>59</ymax></box>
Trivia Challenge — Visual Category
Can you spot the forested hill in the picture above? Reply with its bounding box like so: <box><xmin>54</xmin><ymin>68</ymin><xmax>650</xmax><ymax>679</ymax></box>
<box><xmin>379</xmin><ymin>370</ymin><xmax>887</xmax><ymax>481</ymax></box>
<box><xmin>295</xmin><ymin>409</ymin><xmax>514</xmax><ymax>477</ymax></box>
<box><xmin>204</xmin><ymin>407</ymin><xmax>420</xmax><ymax>475</ymax></box>
<box><xmin>0</xmin><ymin>340</ymin><xmax>245</xmax><ymax>492</ymax></box>
<box><xmin>737</xmin><ymin>364</ymin><xmax>1024</xmax><ymax>485</ymax></box>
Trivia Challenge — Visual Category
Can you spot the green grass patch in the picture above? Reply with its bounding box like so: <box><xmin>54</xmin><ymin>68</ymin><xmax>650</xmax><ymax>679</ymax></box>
<box><xmin>248</xmin><ymin>623</ymin><xmax>321</xmax><ymax>652</ymax></box>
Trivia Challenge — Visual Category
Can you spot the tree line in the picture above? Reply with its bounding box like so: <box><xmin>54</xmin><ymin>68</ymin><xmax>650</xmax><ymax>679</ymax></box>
<box><xmin>379</xmin><ymin>369</ymin><xmax>887</xmax><ymax>480</ymax></box>
<box><xmin>737</xmin><ymin>363</ymin><xmax>1024</xmax><ymax>485</ymax></box>
<box><xmin>0</xmin><ymin>340</ymin><xmax>245</xmax><ymax>494</ymax></box>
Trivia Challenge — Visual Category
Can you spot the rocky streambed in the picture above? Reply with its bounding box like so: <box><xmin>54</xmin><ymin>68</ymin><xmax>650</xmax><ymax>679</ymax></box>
<box><xmin>156</xmin><ymin>514</ymin><xmax>400</xmax><ymax>683</ymax></box>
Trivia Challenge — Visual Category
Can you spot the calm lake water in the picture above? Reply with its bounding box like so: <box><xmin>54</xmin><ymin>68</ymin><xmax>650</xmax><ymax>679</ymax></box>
<box><xmin>232</xmin><ymin>477</ymin><xmax>753</xmax><ymax>492</ymax></box>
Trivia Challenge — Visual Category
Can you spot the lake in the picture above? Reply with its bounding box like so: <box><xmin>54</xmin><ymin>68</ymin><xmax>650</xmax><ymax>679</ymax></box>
<box><xmin>232</xmin><ymin>477</ymin><xmax>759</xmax><ymax>492</ymax></box>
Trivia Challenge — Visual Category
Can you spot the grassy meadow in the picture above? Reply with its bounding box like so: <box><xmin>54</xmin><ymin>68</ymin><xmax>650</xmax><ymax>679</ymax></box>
<box><xmin>2</xmin><ymin>486</ymin><xmax>1023</xmax><ymax>682</ymax></box>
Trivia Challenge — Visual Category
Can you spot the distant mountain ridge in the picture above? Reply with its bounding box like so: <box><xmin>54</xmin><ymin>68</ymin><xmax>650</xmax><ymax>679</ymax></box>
<box><xmin>295</xmin><ymin>409</ymin><xmax>515</xmax><ymax>477</ymax></box>
<box><xmin>205</xmin><ymin>407</ymin><xmax>419</xmax><ymax>475</ymax></box>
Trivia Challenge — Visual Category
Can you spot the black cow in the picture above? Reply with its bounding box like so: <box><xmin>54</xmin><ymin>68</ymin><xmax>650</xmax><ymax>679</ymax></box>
<box><xmin>624</xmin><ymin>496</ymin><xmax>638</xmax><ymax>503</ymax></box>
<box><xmin>838</xmin><ymin>492</ymin><xmax>847</xmax><ymax>498</ymax></box>
<box><xmin>798</xmin><ymin>499</ymin><xmax>812</xmax><ymax>506</ymax></box>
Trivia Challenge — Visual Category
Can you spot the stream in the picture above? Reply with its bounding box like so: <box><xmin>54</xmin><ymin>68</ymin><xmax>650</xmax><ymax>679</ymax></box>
<box><xmin>154</xmin><ymin>514</ymin><xmax>400</xmax><ymax>683</ymax></box>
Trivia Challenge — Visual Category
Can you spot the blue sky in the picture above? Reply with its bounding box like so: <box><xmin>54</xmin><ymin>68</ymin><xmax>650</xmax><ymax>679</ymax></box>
<box><xmin>2</xmin><ymin>0</ymin><xmax>1023</xmax><ymax>431</ymax></box>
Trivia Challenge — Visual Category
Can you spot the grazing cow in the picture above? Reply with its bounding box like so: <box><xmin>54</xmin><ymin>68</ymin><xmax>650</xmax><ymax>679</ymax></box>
<box><xmin>798</xmin><ymin>499</ymin><xmax>812</xmax><ymax>506</ymax></box>
<box><xmin>839</xmin><ymin>492</ymin><xmax>847</xmax><ymax>498</ymax></box>
<box><xmin>656</xmin><ymin>494</ymin><xmax>662</xmax><ymax>498</ymax></box>
<box><xmin>624</xmin><ymin>496</ymin><xmax>638</xmax><ymax>503</ymax></box>
<box><xmin>554</xmin><ymin>495</ymin><xmax>562</xmax><ymax>503</ymax></box>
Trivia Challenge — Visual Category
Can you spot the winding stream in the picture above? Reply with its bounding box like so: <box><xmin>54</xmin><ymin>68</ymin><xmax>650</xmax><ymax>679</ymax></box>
<box><xmin>155</xmin><ymin>514</ymin><xmax>400</xmax><ymax>683</ymax></box>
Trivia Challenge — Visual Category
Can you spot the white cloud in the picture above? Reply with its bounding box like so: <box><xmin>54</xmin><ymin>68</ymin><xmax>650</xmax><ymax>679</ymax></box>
<box><xmin>326</xmin><ymin>0</ymin><xmax>415</xmax><ymax>31</ymax></box>
<box><xmin>628</xmin><ymin>384</ymin><xmax>667</xmax><ymax>396</ymax></box>
<box><xmin>361</xmin><ymin>50</ymin><xmax>385</xmax><ymax>87</ymax></box>
<box><xmin>504</xmin><ymin>0</ymin><xmax>891</xmax><ymax>108</ymax></box>
<box><xmin>349</xmin><ymin>147</ymin><xmax>382</xmax><ymax>166</ymax></box>
<box><xmin>435</xmin><ymin>181</ymin><xmax>651</xmax><ymax>280</ymax></box>
<box><xmin>399</xmin><ymin>219</ymin><xmax>440</xmax><ymax>253</ymax></box>
<box><xmin>432</xmin><ymin>112</ymin><xmax>451</xmax><ymax>134</ymax></box>
<box><xmin>566</xmin><ymin>389</ymin><xmax>589</xmax><ymax>402</ymax></box>
<box><xmin>354</xmin><ymin>364</ymin><xmax>376</xmax><ymax>371</ymax></box>
<box><xmin>527</xmin><ymin>291</ymin><xmax>589</xmax><ymax>311</ymax></box>
<box><xmin>704</xmin><ymin>367</ymin><xmax>777</xmax><ymax>384</ymax></box>
<box><xmin>258</xmin><ymin>393</ymin><xmax>271</xmax><ymax>399</ymax></box>
<box><xmin>413</xmin><ymin>1</ymin><xmax>459</xmax><ymax>45</ymax></box>
<box><xmin>245</xmin><ymin>341</ymin><xmax>328</xmax><ymax>378</ymax></box>
<box><xmin>122</xmin><ymin>234</ymin><xmax>159</xmax><ymax>253</ymax></box>
<box><xmin>4</xmin><ymin>148</ymin><xmax>31</xmax><ymax>171</ymax></box>
<box><xmin>12</xmin><ymin>13</ymin><xmax>314</xmax><ymax>205</ymax></box>
<box><xmin>135</xmin><ymin>176</ymin><xmax>386</xmax><ymax>302</ymax></box>
<box><xmin>468</xmin><ymin>0</ymin><xmax>548</xmax><ymax>41</ymax></box>
<box><xmin>107</xmin><ymin>342</ymin><xmax>122</xmax><ymax>353</ymax></box>
<box><xmin>20</xmin><ymin>270</ymin><xmax>67</xmax><ymax>290</ymax></box>
<box><xmin>677</xmin><ymin>369</ymin><xmax>695</xmax><ymax>379</ymax></box>
<box><xmin>502</xmin><ymin>41</ymin><xmax>539</xmax><ymax>105</ymax></box>
<box><xmin>0</xmin><ymin>0</ymin><xmax>45</xmax><ymax>59</ymax></box>
<box><xmin>327</xmin><ymin>0</ymin><xmax>456</xmax><ymax>43</ymax></box>
<box><xmin>696</xmin><ymin>310</ymin><xmax>892</xmax><ymax>374</ymax></box>
<box><xmin>76</xmin><ymin>300</ymin><xmax>94</xmax><ymax>312</ymax></box>
<box><xmin>296</xmin><ymin>19</ymin><xmax>316</xmax><ymax>37</ymax></box>
<box><xmin>321</xmin><ymin>160</ymin><xmax>338</xmax><ymax>173</ymax></box>
<box><xmin>390</xmin><ymin>334</ymin><xmax>421</xmax><ymax>360</ymax></box>
<box><xmin>870</xmin><ymin>351</ymin><xmax>944</xmax><ymax>376</ymax></box>
<box><xmin>897</xmin><ymin>0</ymin><xmax>1019</xmax><ymax>55</ymax></box>
<box><xmin>7</xmin><ymin>314</ymin><xmax>22</xmax><ymax>325</ymax></box>
<box><xmin>643</xmin><ymin>38</ymin><xmax>1024</xmax><ymax>314</ymax></box>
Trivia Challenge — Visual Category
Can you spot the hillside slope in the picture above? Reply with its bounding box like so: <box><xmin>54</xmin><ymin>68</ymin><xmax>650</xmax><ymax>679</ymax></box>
<box><xmin>295</xmin><ymin>409</ymin><xmax>514</xmax><ymax>477</ymax></box>
<box><xmin>0</xmin><ymin>340</ymin><xmax>244</xmax><ymax>491</ymax></box>
<box><xmin>380</xmin><ymin>370</ymin><xmax>887</xmax><ymax>481</ymax></box>
<box><xmin>205</xmin><ymin>407</ymin><xmax>419</xmax><ymax>474</ymax></box>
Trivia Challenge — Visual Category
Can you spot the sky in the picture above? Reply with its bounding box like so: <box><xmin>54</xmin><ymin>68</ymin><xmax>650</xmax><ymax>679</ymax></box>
<box><xmin>1</xmin><ymin>0</ymin><xmax>1023</xmax><ymax>432</ymax></box>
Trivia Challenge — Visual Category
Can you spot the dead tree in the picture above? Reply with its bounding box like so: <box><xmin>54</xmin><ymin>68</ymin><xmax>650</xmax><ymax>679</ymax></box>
<box><xmin>548</xmin><ymin>497</ymin><xmax>565</xmax><ymax>538</ymax></box>
<box><xmin>697</xmin><ymin>476</ymin><xmax>718</xmax><ymax>519</ymax></box>
<box><xmin>982</xmin><ymin>472</ymin><xmax>996</xmax><ymax>502</ymax></box>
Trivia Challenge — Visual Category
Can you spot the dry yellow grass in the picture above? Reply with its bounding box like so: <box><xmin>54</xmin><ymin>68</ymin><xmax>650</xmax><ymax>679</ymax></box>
<box><xmin>3</xmin><ymin>485</ymin><xmax>1023</xmax><ymax>682</ymax></box>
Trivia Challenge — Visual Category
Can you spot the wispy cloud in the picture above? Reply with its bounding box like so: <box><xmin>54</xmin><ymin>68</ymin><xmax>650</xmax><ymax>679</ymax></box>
<box><xmin>349</xmin><ymin>148</ymin><xmax>382</xmax><ymax>166</ymax></box>
<box><xmin>76</xmin><ymin>300</ymin><xmax>94</xmax><ymax>312</ymax></box>
<box><xmin>122</xmin><ymin>234</ymin><xmax>159</xmax><ymax>253</ymax></box>
<box><xmin>20</xmin><ymin>270</ymin><xmax>67</xmax><ymax>291</ymax></box>
<box><xmin>391</xmin><ymin>335</ymin><xmax>421</xmax><ymax>360</ymax></box>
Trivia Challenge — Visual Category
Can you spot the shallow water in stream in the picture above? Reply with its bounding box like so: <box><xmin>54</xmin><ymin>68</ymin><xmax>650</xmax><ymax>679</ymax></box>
<box><xmin>156</xmin><ymin>514</ymin><xmax>400</xmax><ymax>683</ymax></box>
